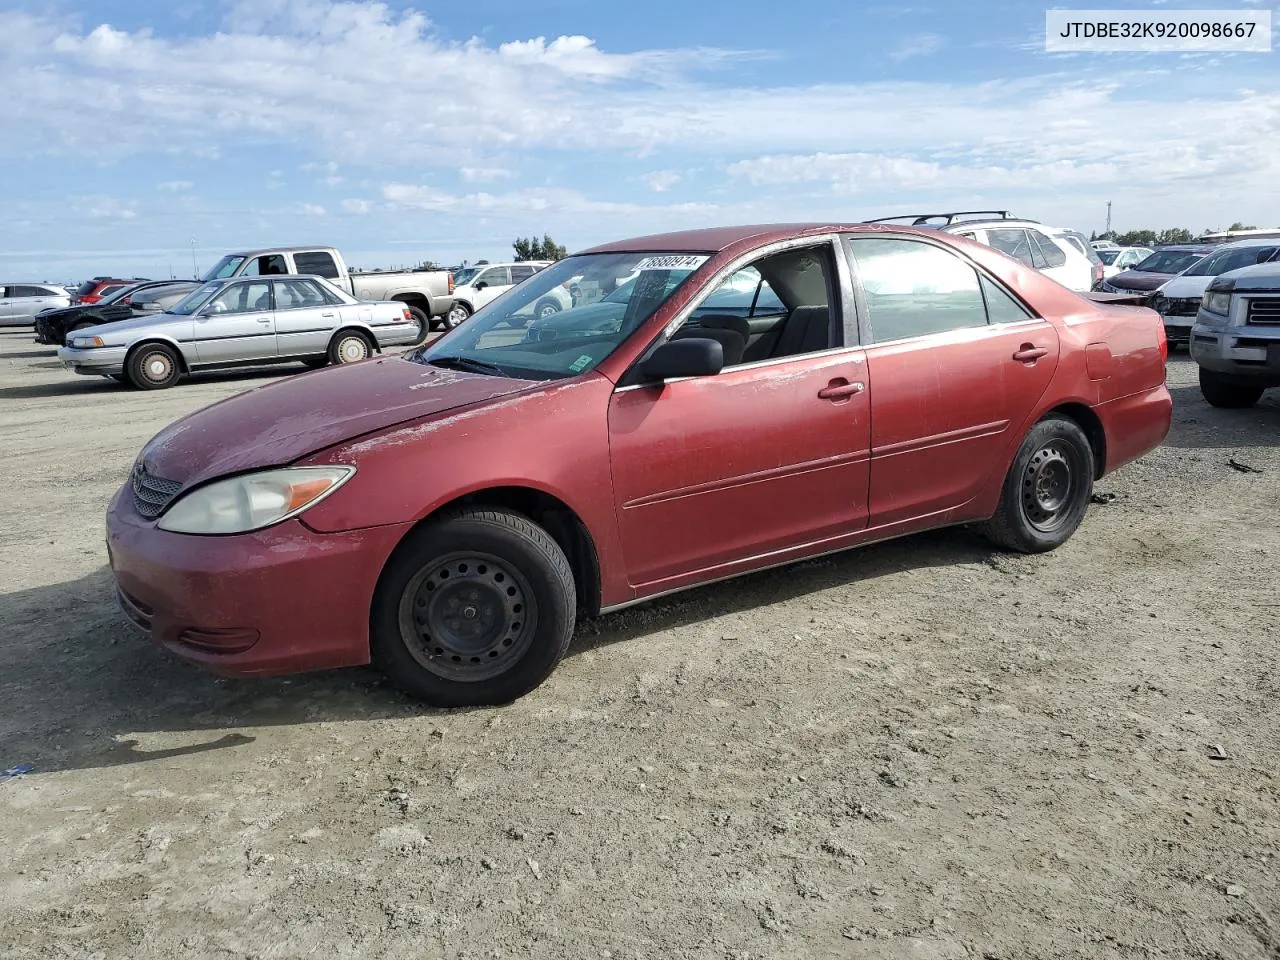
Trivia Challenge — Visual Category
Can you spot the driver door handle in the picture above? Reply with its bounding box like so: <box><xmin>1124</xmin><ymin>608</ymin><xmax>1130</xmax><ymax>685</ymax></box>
<box><xmin>817</xmin><ymin>379</ymin><xmax>865</xmax><ymax>401</ymax></box>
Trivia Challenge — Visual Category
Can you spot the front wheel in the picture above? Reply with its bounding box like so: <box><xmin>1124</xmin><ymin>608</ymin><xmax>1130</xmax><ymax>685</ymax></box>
<box><xmin>445</xmin><ymin>302</ymin><xmax>472</xmax><ymax>329</ymax></box>
<box><xmin>978</xmin><ymin>415</ymin><xmax>1095</xmax><ymax>554</ymax></box>
<box><xmin>126</xmin><ymin>343</ymin><xmax>182</xmax><ymax>390</ymax></box>
<box><xmin>370</xmin><ymin>509</ymin><xmax>577</xmax><ymax>707</ymax></box>
<box><xmin>1199</xmin><ymin>368</ymin><xmax>1263</xmax><ymax>409</ymax></box>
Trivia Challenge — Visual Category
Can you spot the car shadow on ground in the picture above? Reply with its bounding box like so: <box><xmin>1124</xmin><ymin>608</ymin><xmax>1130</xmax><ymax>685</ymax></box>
<box><xmin>0</xmin><ymin>528</ymin><xmax>995</xmax><ymax>776</ymax></box>
<box><xmin>1163</xmin><ymin>382</ymin><xmax>1280</xmax><ymax>451</ymax></box>
<box><xmin>0</xmin><ymin>365</ymin><xmax>304</xmax><ymax>401</ymax></box>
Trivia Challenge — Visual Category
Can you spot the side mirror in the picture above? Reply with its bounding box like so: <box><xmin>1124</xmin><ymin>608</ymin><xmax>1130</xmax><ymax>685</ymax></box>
<box><xmin>640</xmin><ymin>338</ymin><xmax>723</xmax><ymax>382</ymax></box>
<box><xmin>475</xmin><ymin>280</ymin><xmax>488</xmax><ymax>290</ymax></box>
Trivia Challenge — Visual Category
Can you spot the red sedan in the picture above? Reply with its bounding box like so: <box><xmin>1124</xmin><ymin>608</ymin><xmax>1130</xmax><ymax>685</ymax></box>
<box><xmin>107</xmin><ymin>224</ymin><xmax>1171</xmax><ymax>705</ymax></box>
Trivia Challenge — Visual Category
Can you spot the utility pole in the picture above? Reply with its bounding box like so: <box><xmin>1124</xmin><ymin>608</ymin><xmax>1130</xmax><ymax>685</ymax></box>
<box><xmin>1105</xmin><ymin>201</ymin><xmax>1112</xmax><ymax>236</ymax></box>
<box><xmin>190</xmin><ymin>239</ymin><xmax>199</xmax><ymax>279</ymax></box>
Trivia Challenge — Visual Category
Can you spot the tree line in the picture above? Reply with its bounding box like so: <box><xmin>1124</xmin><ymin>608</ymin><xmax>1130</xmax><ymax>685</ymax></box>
<box><xmin>1091</xmin><ymin>222</ymin><xmax>1258</xmax><ymax>247</ymax></box>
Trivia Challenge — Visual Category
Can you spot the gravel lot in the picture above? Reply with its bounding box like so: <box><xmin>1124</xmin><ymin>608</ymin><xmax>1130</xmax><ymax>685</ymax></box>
<box><xmin>1</xmin><ymin>330</ymin><xmax>1277</xmax><ymax>960</ymax></box>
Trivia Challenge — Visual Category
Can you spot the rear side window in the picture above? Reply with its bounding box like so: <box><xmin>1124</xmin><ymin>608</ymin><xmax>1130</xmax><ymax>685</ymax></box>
<box><xmin>847</xmin><ymin>238</ymin><xmax>989</xmax><ymax>342</ymax></box>
<box><xmin>242</xmin><ymin>254</ymin><xmax>289</xmax><ymax>277</ymax></box>
<box><xmin>294</xmin><ymin>251</ymin><xmax>341</xmax><ymax>279</ymax></box>
<box><xmin>14</xmin><ymin>285</ymin><xmax>55</xmax><ymax>298</ymax></box>
<box><xmin>509</xmin><ymin>265</ymin><xmax>537</xmax><ymax>283</ymax></box>
<box><xmin>980</xmin><ymin>275</ymin><xmax>1032</xmax><ymax>324</ymax></box>
<box><xmin>74</xmin><ymin>280</ymin><xmax>98</xmax><ymax>296</ymax></box>
<box><xmin>1030</xmin><ymin>231</ymin><xmax>1067</xmax><ymax>268</ymax></box>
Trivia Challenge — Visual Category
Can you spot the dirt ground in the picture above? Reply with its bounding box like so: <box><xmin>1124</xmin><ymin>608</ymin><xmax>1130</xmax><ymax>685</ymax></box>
<box><xmin>0</xmin><ymin>328</ymin><xmax>1277</xmax><ymax>960</ymax></box>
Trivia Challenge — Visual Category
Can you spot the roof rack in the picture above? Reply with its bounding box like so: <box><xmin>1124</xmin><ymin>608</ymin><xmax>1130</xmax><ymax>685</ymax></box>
<box><xmin>864</xmin><ymin>210</ymin><xmax>1036</xmax><ymax>227</ymax></box>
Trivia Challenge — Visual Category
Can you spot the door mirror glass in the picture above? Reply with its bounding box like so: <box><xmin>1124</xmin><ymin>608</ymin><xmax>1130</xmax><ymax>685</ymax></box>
<box><xmin>641</xmin><ymin>338</ymin><xmax>724</xmax><ymax>381</ymax></box>
<box><xmin>474</xmin><ymin>281</ymin><xmax>488</xmax><ymax>290</ymax></box>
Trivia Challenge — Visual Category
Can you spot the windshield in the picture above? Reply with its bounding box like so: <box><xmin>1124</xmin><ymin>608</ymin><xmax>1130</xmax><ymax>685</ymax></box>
<box><xmin>1097</xmin><ymin>250</ymin><xmax>1120</xmax><ymax>265</ymax></box>
<box><xmin>1132</xmin><ymin>250</ymin><xmax>1204</xmax><ymax>274</ymax></box>
<box><xmin>201</xmin><ymin>255</ymin><xmax>246</xmax><ymax>282</ymax></box>
<box><xmin>415</xmin><ymin>252</ymin><xmax>709</xmax><ymax>380</ymax></box>
<box><xmin>453</xmin><ymin>267</ymin><xmax>480</xmax><ymax>286</ymax></box>
<box><xmin>167</xmin><ymin>281</ymin><xmax>223</xmax><ymax>315</ymax></box>
<box><xmin>1184</xmin><ymin>245</ymin><xmax>1278</xmax><ymax>277</ymax></box>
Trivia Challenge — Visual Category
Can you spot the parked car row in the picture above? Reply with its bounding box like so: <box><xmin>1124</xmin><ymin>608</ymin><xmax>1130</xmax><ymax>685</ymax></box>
<box><xmin>34</xmin><ymin>279</ymin><xmax>200</xmax><ymax>344</ymax></box>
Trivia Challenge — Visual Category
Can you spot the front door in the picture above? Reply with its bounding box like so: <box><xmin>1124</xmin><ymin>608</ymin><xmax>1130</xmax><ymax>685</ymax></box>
<box><xmin>191</xmin><ymin>280</ymin><xmax>277</xmax><ymax>364</ymax></box>
<box><xmin>608</xmin><ymin>240</ymin><xmax>871</xmax><ymax>589</ymax></box>
<box><xmin>473</xmin><ymin>267</ymin><xmax>512</xmax><ymax>310</ymax></box>
<box><xmin>844</xmin><ymin>236</ymin><xmax>1061</xmax><ymax>527</ymax></box>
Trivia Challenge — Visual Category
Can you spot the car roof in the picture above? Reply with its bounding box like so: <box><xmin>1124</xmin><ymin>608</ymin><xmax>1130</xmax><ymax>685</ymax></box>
<box><xmin>579</xmin><ymin>223</ymin><xmax>943</xmax><ymax>255</ymax></box>
<box><xmin>1216</xmin><ymin>237</ymin><xmax>1280</xmax><ymax>249</ymax></box>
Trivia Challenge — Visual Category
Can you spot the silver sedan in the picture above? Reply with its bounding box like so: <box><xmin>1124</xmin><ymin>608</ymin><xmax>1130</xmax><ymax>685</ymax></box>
<box><xmin>57</xmin><ymin>274</ymin><xmax>425</xmax><ymax>389</ymax></box>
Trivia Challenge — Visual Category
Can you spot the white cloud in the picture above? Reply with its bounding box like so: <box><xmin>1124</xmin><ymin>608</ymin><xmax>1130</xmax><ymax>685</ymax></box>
<box><xmin>74</xmin><ymin>196</ymin><xmax>138</xmax><ymax>220</ymax></box>
<box><xmin>889</xmin><ymin>33</ymin><xmax>945</xmax><ymax>61</ymax></box>
<box><xmin>299</xmin><ymin>203</ymin><xmax>326</xmax><ymax>216</ymax></box>
<box><xmin>158</xmin><ymin>180</ymin><xmax>194</xmax><ymax>192</ymax></box>
<box><xmin>460</xmin><ymin>166</ymin><xmax>515</xmax><ymax>183</ymax></box>
<box><xmin>642</xmin><ymin>170</ymin><xmax>682</xmax><ymax>192</ymax></box>
<box><xmin>341</xmin><ymin>198</ymin><xmax>371</xmax><ymax>214</ymax></box>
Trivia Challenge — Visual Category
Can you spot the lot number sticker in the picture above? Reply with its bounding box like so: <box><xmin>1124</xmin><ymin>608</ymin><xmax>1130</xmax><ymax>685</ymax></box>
<box><xmin>634</xmin><ymin>255</ymin><xmax>709</xmax><ymax>271</ymax></box>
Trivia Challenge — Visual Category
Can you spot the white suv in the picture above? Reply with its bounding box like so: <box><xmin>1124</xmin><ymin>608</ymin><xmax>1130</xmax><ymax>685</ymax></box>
<box><xmin>446</xmin><ymin>261</ymin><xmax>551</xmax><ymax>327</ymax></box>
<box><xmin>867</xmin><ymin>211</ymin><xmax>1103</xmax><ymax>293</ymax></box>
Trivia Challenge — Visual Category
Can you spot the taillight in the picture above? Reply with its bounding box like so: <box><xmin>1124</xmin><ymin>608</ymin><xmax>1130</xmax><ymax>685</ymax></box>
<box><xmin>1093</xmin><ymin>263</ymin><xmax>1104</xmax><ymax>284</ymax></box>
<box><xmin>1156</xmin><ymin>317</ymin><xmax>1168</xmax><ymax>365</ymax></box>
<box><xmin>447</xmin><ymin>272</ymin><xmax>454</xmax><ymax>294</ymax></box>
<box><xmin>403</xmin><ymin>307</ymin><xmax>412</xmax><ymax>322</ymax></box>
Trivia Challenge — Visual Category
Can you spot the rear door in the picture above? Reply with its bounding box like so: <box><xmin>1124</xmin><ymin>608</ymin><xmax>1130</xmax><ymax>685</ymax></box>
<box><xmin>845</xmin><ymin>235</ymin><xmax>1061</xmax><ymax>527</ymax></box>
<box><xmin>191</xmin><ymin>280</ymin><xmax>277</xmax><ymax>364</ymax></box>
<box><xmin>272</xmin><ymin>278</ymin><xmax>336</xmax><ymax>358</ymax></box>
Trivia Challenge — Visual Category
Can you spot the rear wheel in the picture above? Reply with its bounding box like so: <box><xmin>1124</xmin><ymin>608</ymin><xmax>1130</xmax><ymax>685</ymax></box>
<box><xmin>370</xmin><ymin>509</ymin><xmax>576</xmax><ymax>707</ymax></box>
<box><xmin>445</xmin><ymin>302</ymin><xmax>472</xmax><ymax>329</ymax></box>
<box><xmin>125</xmin><ymin>343</ymin><xmax>182</xmax><ymax>390</ymax></box>
<box><xmin>404</xmin><ymin>305</ymin><xmax>430</xmax><ymax>344</ymax></box>
<box><xmin>1199</xmin><ymin>368</ymin><xmax>1263</xmax><ymax>409</ymax></box>
<box><xmin>979</xmin><ymin>415</ymin><xmax>1095</xmax><ymax>554</ymax></box>
<box><xmin>328</xmin><ymin>330</ymin><xmax>373</xmax><ymax>365</ymax></box>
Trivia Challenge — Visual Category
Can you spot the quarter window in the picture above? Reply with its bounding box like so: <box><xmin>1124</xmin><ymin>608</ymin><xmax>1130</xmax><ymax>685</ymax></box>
<box><xmin>980</xmin><ymin>275</ymin><xmax>1031</xmax><ymax>324</ymax></box>
<box><xmin>294</xmin><ymin>251</ymin><xmax>341</xmax><ymax>278</ymax></box>
<box><xmin>1030</xmin><ymin>231</ymin><xmax>1067</xmax><ymax>268</ymax></box>
<box><xmin>846</xmin><ymin>238</ymin><xmax>989</xmax><ymax>342</ymax></box>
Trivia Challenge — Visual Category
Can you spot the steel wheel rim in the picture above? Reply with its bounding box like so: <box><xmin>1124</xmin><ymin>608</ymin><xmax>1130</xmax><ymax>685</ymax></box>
<box><xmin>338</xmin><ymin>337</ymin><xmax>367</xmax><ymax>362</ymax></box>
<box><xmin>397</xmin><ymin>552</ymin><xmax>538</xmax><ymax>682</ymax></box>
<box><xmin>142</xmin><ymin>352</ymin><xmax>173</xmax><ymax>383</ymax></box>
<box><xmin>538</xmin><ymin>303</ymin><xmax>558</xmax><ymax>319</ymax></box>
<box><xmin>447</xmin><ymin>306</ymin><xmax>468</xmax><ymax>327</ymax></box>
<box><xmin>1021</xmin><ymin>440</ymin><xmax>1082</xmax><ymax>533</ymax></box>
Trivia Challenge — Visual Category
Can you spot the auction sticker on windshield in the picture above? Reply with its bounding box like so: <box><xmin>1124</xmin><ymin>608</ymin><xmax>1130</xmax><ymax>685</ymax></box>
<box><xmin>635</xmin><ymin>255</ymin><xmax>709</xmax><ymax>271</ymax></box>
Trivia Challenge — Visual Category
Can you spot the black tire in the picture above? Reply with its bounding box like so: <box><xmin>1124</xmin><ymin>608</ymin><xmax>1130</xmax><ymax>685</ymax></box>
<box><xmin>445</xmin><ymin>302</ymin><xmax>472</xmax><ymax>329</ymax></box>
<box><xmin>1199</xmin><ymin>368</ymin><xmax>1263</xmax><ymax>409</ymax></box>
<box><xmin>978</xmin><ymin>415</ymin><xmax>1095</xmax><ymax>554</ymax></box>
<box><xmin>107</xmin><ymin>374</ymin><xmax>126</xmax><ymax>383</ymax></box>
<box><xmin>328</xmin><ymin>330</ymin><xmax>373</xmax><ymax>365</ymax></box>
<box><xmin>370</xmin><ymin>509</ymin><xmax>577</xmax><ymax>707</ymax></box>
<box><xmin>125</xmin><ymin>342</ymin><xmax>182</xmax><ymax>390</ymax></box>
<box><xmin>404</xmin><ymin>305</ymin><xmax>430</xmax><ymax>344</ymax></box>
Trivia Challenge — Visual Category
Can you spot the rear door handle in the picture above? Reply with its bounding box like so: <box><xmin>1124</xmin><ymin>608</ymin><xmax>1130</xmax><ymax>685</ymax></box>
<box><xmin>1012</xmin><ymin>345</ymin><xmax>1049</xmax><ymax>363</ymax></box>
<box><xmin>256</xmin><ymin>317</ymin><xmax>272</xmax><ymax>324</ymax></box>
<box><xmin>817</xmin><ymin>379</ymin><xmax>865</xmax><ymax>401</ymax></box>
<box><xmin>321</xmin><ymin>312</ymin><xmax>336</xmax><ymax>318</ymax></box>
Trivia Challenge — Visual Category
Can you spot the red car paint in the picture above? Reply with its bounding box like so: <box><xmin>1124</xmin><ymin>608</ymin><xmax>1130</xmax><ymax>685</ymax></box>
<box><xmin>107</xmin><ymin>223</ymin><xmax>1172</xmax><ymax>677</ymax></box>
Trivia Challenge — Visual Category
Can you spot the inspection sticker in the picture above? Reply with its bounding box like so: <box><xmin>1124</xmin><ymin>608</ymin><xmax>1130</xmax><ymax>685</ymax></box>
<box><xmin>634</xmin><ymin>255</ymin><xmax>709</xmax><ymax>271</ymax></box>
<box><xmin>569</xmin><ymin>355</ymin><xmax>593</xmax><ymax>372</ymax></box>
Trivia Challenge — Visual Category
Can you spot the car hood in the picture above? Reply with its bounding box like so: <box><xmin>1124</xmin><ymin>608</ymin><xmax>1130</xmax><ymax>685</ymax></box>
<box><xmin>86</xmin><ymin>311</ymin><xmax>190</xmax><ymax>339</ymax></box>
<box><xmin>137</xmin><ymin>356</ymin><xmax>540</xmax><ymax>488</ymax></box>
<box><xmin>1156</xmin><ymin>274</ymin><xmax>1213</xmax><ymax>299</ymax></box>
<box><xmin>1108</xmin><ymin>270</ymin><xmax>1171</xmax><ymax>292</ymax></box>
<box><xmin>1215</xmin><ymin>263</ymin><xmax>1280</xmax><ymax>291</ymax></box>
<box><xmin>38</xmin><ymin>302</ymin><xmax>124</xmax><ymax>321</ymax></box>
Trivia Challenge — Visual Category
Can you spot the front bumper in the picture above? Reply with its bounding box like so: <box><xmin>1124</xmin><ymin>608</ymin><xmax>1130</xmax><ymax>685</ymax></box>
<box><xmin>105</xmin><ymin>484</ymin><xmax>413</xmax><ymax>676</ymax></box>
<box><xmin>1160</xmin><ymin>315</ymin><xmax>1196</xmax><ymax>342</ymax></box>
<box><xmin>1190</xmin><ymin>319</ymin><xmax>1280</xmax><ymax>384</ymax></box>
<box><xmin>57</xmin><ymin>344</ymin><xmax>128</xmax><ymax>376</ymax></box>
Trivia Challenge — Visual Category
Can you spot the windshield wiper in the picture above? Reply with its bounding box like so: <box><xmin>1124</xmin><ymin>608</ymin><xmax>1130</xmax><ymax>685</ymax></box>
<box><xmin>426</xmin><ymin>355</ymin><xmax>509</xmax><ymax>378</ymax></box>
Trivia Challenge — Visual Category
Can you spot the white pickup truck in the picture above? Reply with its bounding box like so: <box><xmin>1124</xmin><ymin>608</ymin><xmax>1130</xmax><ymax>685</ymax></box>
<box><xmin>200</xmin><ymin>246</ymin><xmax>456</xmax><ymax>333</ymax></box>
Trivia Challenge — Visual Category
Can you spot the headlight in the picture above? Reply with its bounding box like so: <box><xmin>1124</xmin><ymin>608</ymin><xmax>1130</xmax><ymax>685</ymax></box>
<box><xmin>71</xmin><ymin>336</ymin><xmax>105</xmax><ymax>348</ymax></box>
<box><xmin>1201</xmin><ymin>290</ymin><xmax>1233</xmax><ymax>316</ymax></box>
<box><xmin>157</xmin><ymin>466</ymin><xmax>355</xmax><ymax>534</ymax></box>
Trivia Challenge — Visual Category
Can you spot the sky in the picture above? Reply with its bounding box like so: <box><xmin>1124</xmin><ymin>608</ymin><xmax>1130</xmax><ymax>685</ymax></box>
<box><xmin>1</xmin><ymin>0</ymin><xmax>1278</xmax><ymax>282</ymax></box>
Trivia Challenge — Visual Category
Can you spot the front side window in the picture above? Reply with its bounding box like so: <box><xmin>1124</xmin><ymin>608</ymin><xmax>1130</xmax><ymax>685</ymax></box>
<box><xmin>847</xmin><ymin>238</ymin><xmax>989</xmax><ymax>342</ymax></box>
<box><xmin>206</xmin><ymin>281</ymin><xmax>272</xmax><ymax>314</ymax></box>
<box><xmin>474</xmin><ymin>267</ymin><xmax>509</xmax><ymax>288</ymax></box>
<box><xmin>986</xmin><ymin>229</ymin><xmax>1037</xmax><ymax>268</ymax></box>
<box><xmin>294</xmin><ymin>251</ymin><xmax>340</xmax><ymax>278</ymax></box>
<box><xmin>416</xmin><ymin>252</ymin><xmax>708</xmax><ymax>380</ymax></box>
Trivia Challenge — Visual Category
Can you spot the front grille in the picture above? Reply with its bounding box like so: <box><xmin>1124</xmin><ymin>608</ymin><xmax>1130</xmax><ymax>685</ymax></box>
<box><xmin>1246</xmin><ymin>297</ymin><xmax>1280</xmax><ymax>325</ymax></box>
<box><xmin>131</xmin><ymin>462</ymin><xmax>183</xmax><ymax>518</ymax></box>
